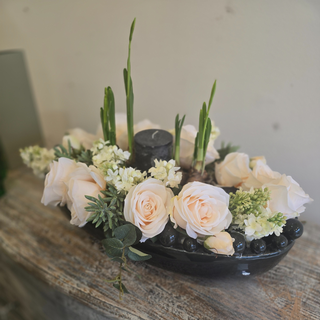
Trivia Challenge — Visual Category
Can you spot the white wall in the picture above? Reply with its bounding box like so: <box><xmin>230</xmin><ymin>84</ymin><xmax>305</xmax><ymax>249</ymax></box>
<box><xmin>1</xmin><ymin>0</ymin><xmax>319</xmax><ymax>224</ymax></box>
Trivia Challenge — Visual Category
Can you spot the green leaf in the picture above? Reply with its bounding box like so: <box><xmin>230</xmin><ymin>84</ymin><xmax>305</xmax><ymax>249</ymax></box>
<box><xmin>113</xmin><ymin>283</ymin><xmax>129</xmax><ymax>294</ymax></box>
<box><xmin>128</xmin><ymin>246</ymin><xmax>151</xmax><ymax>261</ymax></box>
<box><xmin>101</xmin><ymin>238</ymin><xmax>124</xmax><ymax>257</ymax></box>
<box><xmin>114</xmin><ymin>224</ymin><xmax>137</xmax><ymax>247</ymax></box>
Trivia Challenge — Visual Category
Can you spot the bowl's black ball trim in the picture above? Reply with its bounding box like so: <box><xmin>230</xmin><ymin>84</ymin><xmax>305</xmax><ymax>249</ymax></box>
<box><xmin>59</xmin><ymin>206</ymin><xmax>295</xmax><ymax>277</ymax></box>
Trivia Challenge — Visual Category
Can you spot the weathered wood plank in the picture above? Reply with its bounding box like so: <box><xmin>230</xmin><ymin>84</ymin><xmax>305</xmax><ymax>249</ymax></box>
<box><xmin>0</xmin><ymin>168</ymin><xmax>319</xmax><ymax>320</ymax></box>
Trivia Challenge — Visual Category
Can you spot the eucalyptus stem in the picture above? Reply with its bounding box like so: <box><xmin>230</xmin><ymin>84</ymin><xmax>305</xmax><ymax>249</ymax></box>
<box><xmin>174</xmin><ymin>114</ymin><xmax>186</xmax><ymax>165</ymax></box>
<box><xmin>124</xmin><ymin>18</ymin><xmax>136</xmax><ymax>160</ymax></box>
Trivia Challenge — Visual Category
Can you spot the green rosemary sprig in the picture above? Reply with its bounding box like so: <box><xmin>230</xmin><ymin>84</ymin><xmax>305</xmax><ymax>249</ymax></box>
<box><xmin>77</xmin><ymin>150</ymin><xmax>93</xmax><ymax>166</ymax></box>
<box><xmin>53</xmin><ymin>140</ymin><xmax>74</xmax><ymax>160</ymax></box>
<box><xmin>85</xmin><ymin>184</ymin><xmax>125</xmax><ymax>234</ymax></box>
<box><xmin>54</xmin><ymin>141</ymin><xmax>93</xmax><ymax>166</ymax></box>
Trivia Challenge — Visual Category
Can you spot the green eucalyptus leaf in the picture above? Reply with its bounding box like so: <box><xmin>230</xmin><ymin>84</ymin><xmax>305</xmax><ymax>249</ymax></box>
<box><xmin>101</xmin><ymin>238</ymin><xmax>123</xmax><ymax>257</ymax></box>
<box><xmin>127</xmin><ymin>246</ymin><xmax>151</xmax><ymax>261</ymax></box>
<box><xmin>114</xmin><ymin>224</ymin><xmax>137</xmax><ymax>247</ymax></box>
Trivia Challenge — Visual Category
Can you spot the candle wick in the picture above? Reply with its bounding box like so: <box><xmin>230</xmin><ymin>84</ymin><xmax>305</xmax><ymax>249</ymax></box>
<box><xmin>151</xmin><ymin>131</ymin><xmax>159</xmax><ymax>139</ymax></box>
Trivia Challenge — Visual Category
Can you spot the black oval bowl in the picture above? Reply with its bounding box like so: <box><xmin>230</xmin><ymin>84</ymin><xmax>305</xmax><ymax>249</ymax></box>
<box><xmin>60</xmin><ymin>207</ymin><xmax>294</xmax><ymax>277</ymax></box>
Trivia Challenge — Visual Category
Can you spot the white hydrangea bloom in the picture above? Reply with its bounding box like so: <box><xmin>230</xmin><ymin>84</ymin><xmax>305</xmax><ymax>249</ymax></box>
<box><xmin>149</xmin><ymin>159</ymin><xmax>182</xmax><ymax>188</ymax></box>
<box><xmin>20</xmin><ymin>146</ymin><xmax>55</xmax><ymax>178</ymax></box>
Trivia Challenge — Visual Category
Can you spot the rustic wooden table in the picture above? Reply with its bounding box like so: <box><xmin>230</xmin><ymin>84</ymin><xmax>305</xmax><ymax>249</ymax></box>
<box><xmin>0</xmin><ymin>168</ymin><xmax>319</xmax><ymax>320</ymax></box>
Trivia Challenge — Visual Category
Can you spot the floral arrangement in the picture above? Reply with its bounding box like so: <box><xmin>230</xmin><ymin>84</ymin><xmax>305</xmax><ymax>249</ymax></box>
<box><xmin>20</xmin><ymin>19</ymin><xmax>312</xmax><ymax>298</ymax></box>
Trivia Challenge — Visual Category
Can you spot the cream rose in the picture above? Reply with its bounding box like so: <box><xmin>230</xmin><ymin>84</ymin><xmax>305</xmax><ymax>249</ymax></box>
<box><xmin>263</xmin><ymin>174</ymin><xmax>313</xmax><ymax>219</ymax></box>
<box><xmin>41</xmin><ymin>158</ymin><xmax>78</xmax><ymax>207</ymax></box>
<box><xmin>67</xmin><ymin>163</ymin><xmax>105</xmax><ymax>227</ymax></box>
<box><xmin>215</xmin><ymin>152</ymin><xmax>251</xmax><ymax>187</ymax></box>
<box><xmin>173</xmin><ymin>124</ymin><xmax>219</xmax><ymax>169</ymax></box>
<box><xmin>63</xmin><ymin>128</ymin><xmax>98</xmax><ymax>150</ymax></box>
<box><xmin>171</xmin><ymin>182</ymin><xmax>232</xmax><ymax>239</ymax></box>
<box><xmin>204</xmin><ymin>232</ymin><xmax>235</xmax><ymax>255</ymax></box>
<box><xmin>243</xmin><ymin>160</ymin><xmax>281</xmax><ymax>190</ymax></box>
<box><xmin>123</xmin><ymin>178</ymin><xmax>174</xmax><ymax>242</ymax></box>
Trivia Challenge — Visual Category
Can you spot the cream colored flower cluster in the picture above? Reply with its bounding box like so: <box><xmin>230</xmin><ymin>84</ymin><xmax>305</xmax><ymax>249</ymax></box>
<box><xmin>149</xmin><ymin>159</ymin><xmax>182</xmax><ymax>188</ymax></box>
<box><xmin>20</xmin><ymin>146</ymin><xmax>55</xmax><ymax>178</ymax></box>
<box><xmin>243</xmin><ymin>209</ymin><xmax>285</xmax><ymax>242</ymax></box>
<box><xmin>91</xmin><ymin>139</ymin><xmax>130</xmax><ymax>175</ymax></box>
<box><xmin>105</xmin><ymin>167</ymin><xmax>147</xmax><ymax>193</ymax></box>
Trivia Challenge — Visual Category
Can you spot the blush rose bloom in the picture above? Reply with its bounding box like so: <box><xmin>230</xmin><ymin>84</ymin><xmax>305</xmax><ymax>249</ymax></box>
<box><xmin>170</xmin><ymin>182</ymin><xmax>232</xmax><ymax>239</ymax></box>
<box><xmin>41</xmin><ymin>158</ymin><xmax>78</xmax><ymax>208</ymax></box>
<box><xmin>124</xmin><ymin>178</ymin><xmax>174</xmax><ymax>242</ymax></box>
<box><xmin>263</xmin><ymin>175</ymin><xmax>313</xmax><ymax>219</ymax></box>
<box><xmin>243</xmin><ymin>160</ymin><xmax>281</xmax><ymax>190</ymax></box>
<box><xmin>174</xmin><ymin>125</ymin><xmax>219</xmax><ymax>169</ymax></box>
<box><xmin>215</xmin><ymin>152</ymin><xmax>251</xmax><ymax>187</ymax></box>
<box><xmin>67</xmin><ymin>163</ymin><xmax>105</xmax><ymax>227</ymax></box>
<box><xmin>204</xmin><ymin>232</ymin><xmax>235</xmax><ymax>256</ymax></box>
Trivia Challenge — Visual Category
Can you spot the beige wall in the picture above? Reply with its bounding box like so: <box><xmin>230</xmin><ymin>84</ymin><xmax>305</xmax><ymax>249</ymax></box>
<box><xmin>1</xmin><ymin>0</ymin><xmax>319</xmax><ymax>224</ymax></box>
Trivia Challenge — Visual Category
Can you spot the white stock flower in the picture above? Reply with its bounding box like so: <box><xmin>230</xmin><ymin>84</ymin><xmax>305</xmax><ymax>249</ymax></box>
<box><xmin>149</xmin><ymin>159</ymin><xmax>182</xmax><ymax>188</ymax></box>
<box><xmin>124</xmin><ymin>179</ymin><xmax>174</xmax><ymax>241</ymax></box>
<box><xmin>91</xmin><ymin>139</ymin><xmax>130</xmax><ymax>175</ymax></box>
<box><xmin>20</xmin><ymin>146</ymin><xmax>55</xmax><ymax>178</ymax></box>
<box><xmin>215</xmin><ymin>153</ymin><xmax>251</xmax><ymax>187</ymax></box>
<box><xmin>106</xmin><ymin>167</ymin><xmax>146</xmax><ymax>193</ymax></box>
<box><xmin>244</xmin><ymin>208</ymin><xmax>286</xmax><ymax>241</ymax></box>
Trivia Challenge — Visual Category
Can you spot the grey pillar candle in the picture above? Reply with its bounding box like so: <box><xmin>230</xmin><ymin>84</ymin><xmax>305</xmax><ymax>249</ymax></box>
<box><xmin>134</xmin><ymin>129</ymin><xmax>173</xmax><ymax>172</ymax></box>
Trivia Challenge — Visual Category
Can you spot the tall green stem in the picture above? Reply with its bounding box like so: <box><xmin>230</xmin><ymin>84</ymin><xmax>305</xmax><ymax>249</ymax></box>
<box><xmin>194</xmin><ymin>81</ymin><xmax>216</xmax><ymax>172</ymax></box>
<box><xmin>124</xmin><ymin>18</ymin><xmax>136</xmax><ymax>160</ymax></box>
<box><xmin>174</xmin><ymin>114</ymin><xmax>185</xmax><ymax>165</ymax></box>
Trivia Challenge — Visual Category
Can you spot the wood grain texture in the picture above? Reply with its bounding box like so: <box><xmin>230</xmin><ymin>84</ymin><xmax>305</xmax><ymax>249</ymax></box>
<box><xmin>0</xmin><ymin>168</ymin><xmax>319</xmax><ymax>320</ymax></box>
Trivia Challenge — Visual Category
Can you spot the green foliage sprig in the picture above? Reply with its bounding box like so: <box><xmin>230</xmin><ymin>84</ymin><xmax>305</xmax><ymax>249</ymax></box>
<box><xmin>100</xmin><ymin>87</ymin><xmax>116</xmax><ymax>145</ymax></box>
<box><xmin>85</xmin><ymin>184</ymin><xmax>125</xmax><ymax>234</ymax></box>
<box><xmin>124</xmin><ymin>18</ymin><xmax>136</xmax><ymax>160</ymax></box>
<box><xmin>102</xmin><ymin>223</ymin><xmax>151</xmax><ymax>299</ymax></box>
<box><xmin>53</xmin><ymin>141</ymin><xmax>93</xmax><ymax>166</ymax></box>
<box><xmin>174</xmin><ymin>114</ymin><xmax>186</xmax><ymax>166</ymax></box>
